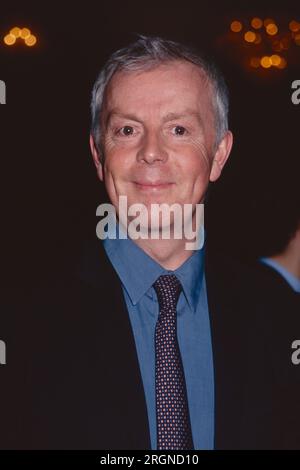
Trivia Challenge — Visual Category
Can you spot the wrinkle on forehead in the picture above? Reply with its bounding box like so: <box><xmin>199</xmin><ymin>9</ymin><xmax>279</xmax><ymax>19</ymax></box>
<box><xmin>100</xmin><ymin>60</ymin><xmax>216</xmax><ymax>152</ymax></box>
<box><xmin>103</xmin><ymin>60</ymin><xmax>212</xmax><ymax>110</ymax></box>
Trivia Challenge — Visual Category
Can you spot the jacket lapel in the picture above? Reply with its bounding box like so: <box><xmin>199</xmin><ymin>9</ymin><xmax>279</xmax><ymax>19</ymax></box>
<box><xmin>204</xmin><ymin>238</ymin><xmax>248</xmax><ymax>449</ymax></box>
<box><xmin>77</xmin><ymin>237</ymin><xmax>151</xmax><ymax>449</ymax></box>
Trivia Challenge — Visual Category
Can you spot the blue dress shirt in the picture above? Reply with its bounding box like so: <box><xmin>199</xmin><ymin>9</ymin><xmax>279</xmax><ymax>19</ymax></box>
<box><xmin>103</xmin><ymin>226</ymin><xmax>214</xmax><ymax>450</ymax></box>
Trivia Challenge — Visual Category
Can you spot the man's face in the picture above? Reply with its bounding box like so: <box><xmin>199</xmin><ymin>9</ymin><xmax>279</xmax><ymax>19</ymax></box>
<box><xmin>90</xmin><ymin>60</ymin><xmax>232</xmax><ymax>229</ymax></box>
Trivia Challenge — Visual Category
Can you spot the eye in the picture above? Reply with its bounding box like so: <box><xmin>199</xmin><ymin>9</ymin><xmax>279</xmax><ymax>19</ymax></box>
<box><xmin>172</xmin><ymin>125</ymin><xmax>188</xmax><ymax>136</ymax></box>
<box><xmin>117</xmin><ymin>126</ymin><xmax>135</xmax><ymax>136</ymax></box>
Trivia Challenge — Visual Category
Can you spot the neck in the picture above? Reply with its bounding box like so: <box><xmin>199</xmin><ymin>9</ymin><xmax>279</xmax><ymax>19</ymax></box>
<box><xmin>117</xmin><ymin>210</ymin><xmax>204</xmax><ymax>270</ymax></box>
<box><xmin>269</xmin><ymin>231</ymin><xmax>300</xmax><ymax>280</ymax></box>
<box><xmin>132</xmin><ymin>236</ymin><xmax>195</xmax><ymax>270</ymax></box>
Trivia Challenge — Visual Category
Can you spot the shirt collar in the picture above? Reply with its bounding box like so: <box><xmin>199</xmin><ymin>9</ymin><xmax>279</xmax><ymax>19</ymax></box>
<box><xmin>260</xmin><ymin>257</ymin><xmax>300</xmax><ymax>293</ymax></box>
<box><xmin>103</xmin><ymin>223</ymin><xmax>205</xmax><ymax>313</ymax></box>
<box><xmin>174</xmin><ymin>245</ymin><xmax>205</xmax><ymax>313</ymax></box>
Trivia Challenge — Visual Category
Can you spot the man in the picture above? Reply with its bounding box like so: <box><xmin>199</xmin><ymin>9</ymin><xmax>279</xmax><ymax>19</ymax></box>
<box><xmin>2</xmin><ymin>34</ymin><xmax>297</xmax><ymax>450</ymax></box>
<box><xmin>88</xmin><ymin>33</ymin><xmax>232</xmax><ymax>450</ymax></box>
<box><xmin>259</xmin><ymin>195</ymin><xmax>300</xmax><ymax>294</ymax></box>
<box><xmin>236</xmin><ymin>190</ymin><xmax>300</xmax><ymax>450</ymax></box>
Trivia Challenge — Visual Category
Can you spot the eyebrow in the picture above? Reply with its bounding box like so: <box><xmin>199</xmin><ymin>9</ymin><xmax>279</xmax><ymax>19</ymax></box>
<box><xmin>105</xmin><ymin>108</ymin><xmax>203</xmax><ymax>127</ymax></box>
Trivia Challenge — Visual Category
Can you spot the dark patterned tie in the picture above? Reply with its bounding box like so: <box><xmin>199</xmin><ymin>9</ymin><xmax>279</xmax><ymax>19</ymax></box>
<box><xmin>153</xmin><ymin>274</ymin><xmax>195</xmax><ymax>450</ymax></box>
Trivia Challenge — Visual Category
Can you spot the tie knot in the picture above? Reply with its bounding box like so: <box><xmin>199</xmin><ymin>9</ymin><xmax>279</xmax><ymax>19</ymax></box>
<box><xmin>153</xmin><ymin>274</ymin><xmax>182</xmax><ymax>310</ymax></box>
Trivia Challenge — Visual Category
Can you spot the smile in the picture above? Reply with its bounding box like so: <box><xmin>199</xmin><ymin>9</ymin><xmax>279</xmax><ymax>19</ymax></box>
<box><xmin>134</xmin><ymin>182</ymin><xmax>174</xmax><ymax>191</ymax></box>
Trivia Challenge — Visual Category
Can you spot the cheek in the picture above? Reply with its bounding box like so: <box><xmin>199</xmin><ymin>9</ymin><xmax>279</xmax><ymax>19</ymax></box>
<box><xmin>103</xmin><ymin>134</ymin><xmax>117</xmax><ymax>153</ymax></box>
<box><xmin>174</xmin><ymin>143</ymin><xmax>212</xmax><ymax>203</ymax></box>
<box><xmin>103</xmin><ymin>133</ymin><xmax>137</xmax><ymax>159</ymax></box>
<box><xmin>189</xmin><ymin>136</ymin><xmax>213</xmax><ymax>172</ymax></box>
<box><xmin>102</xmin><ymin>149</ymin><xmax>129</xmax><ymax>181</ymax></box>
<box><xmin>102</xmin><ymin>137</ymin><xmax>125</xmax><ymax>176</ymax></box>
<box><xmin>177</xmin><ymin>140</ymin><xmax>212</xmax><ymax>181</ymax></box>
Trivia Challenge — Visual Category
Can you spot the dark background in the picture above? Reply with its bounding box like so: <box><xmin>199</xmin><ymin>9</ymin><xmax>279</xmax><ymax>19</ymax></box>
<box><xmin>0</xmin><ymin>0</ymin><xmax>299</xmax><ymax>288</ymax></box>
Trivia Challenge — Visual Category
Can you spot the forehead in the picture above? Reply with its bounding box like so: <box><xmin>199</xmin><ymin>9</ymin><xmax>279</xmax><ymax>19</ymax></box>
<box><xmin>103</xmin><ymin>60</ymin><xmax>213</xmax><ymax>117</ymax></box>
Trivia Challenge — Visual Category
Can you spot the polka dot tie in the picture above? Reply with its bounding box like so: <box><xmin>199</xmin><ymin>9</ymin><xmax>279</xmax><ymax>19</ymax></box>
<box><xmin>153</xmin><ymin>274</ymin><xmax>195</xmax><ymax>450</ymax></box>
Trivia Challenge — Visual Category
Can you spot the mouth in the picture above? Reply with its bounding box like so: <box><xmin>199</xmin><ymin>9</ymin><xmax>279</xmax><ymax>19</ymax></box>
<box><xmin>133</xmin><ymin>181</ymin><xmax>174</xmax><ymax>191</ymax></box>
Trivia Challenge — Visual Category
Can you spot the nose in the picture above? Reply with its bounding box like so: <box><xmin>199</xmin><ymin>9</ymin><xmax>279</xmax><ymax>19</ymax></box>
<box><xmin>136</xmin><ymin>129</ymin><xmax>168</xmax><ymax>164</ymax></box>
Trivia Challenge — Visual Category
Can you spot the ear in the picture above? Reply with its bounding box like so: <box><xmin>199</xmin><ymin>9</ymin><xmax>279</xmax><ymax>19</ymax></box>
<box><xmin>209</xmin><ymin>130</ymin><xmax>233</xmax><ymax>182</ymax></box>
<box><xmin>89</xmin><ymin>133</ymin><xmax>104</xmax><ymax>182</ymax></box>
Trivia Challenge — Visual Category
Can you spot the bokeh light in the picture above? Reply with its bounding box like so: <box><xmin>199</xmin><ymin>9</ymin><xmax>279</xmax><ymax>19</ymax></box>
<box><xmin>277</xmin><ymin>57</ymin><xmax>287</xmax><ymax>69</ymax></box>
<box><xmin>244</xmin><ymin>31</ymin><xmax>256</xmax><ymax>43</ymax></box>
<box><xmin>231</xmin><ymin>21</ymin><xmax>243</xmax><ymax>32</ymax></box>
<box><xmin>3</xmin><ymin>26</ymin><xmax>37</xmax><ymax>47</ymax></box>
<box><xmin>25</xmin><ymin>34</ymin><xmax>37</xmax><ymax>47</ymax></box>
<box><xmin>3</xmin><ymin>34</ymin><xmax>16</xmax><ymax>46</ymax></box>
<box><xmin>270</xmin><ymin>54</ymin><xmax>281</xmax><ymax>66</ymax></box>
<box><xmin>251</xmin><ymin>18</ymin><xmax>263</xmax><ymax>29</ymax></box>
<box><xmin>266</xmin><ymin>23</ymin><xmax>278</xmax><ymax>35</ymax></box>
<box><xmin>228</xmin><ymin>16</ymin><xmax>295</xmax><ymax>72</ymax></box>
<box><xmin>20</xmin><ymin>28</ymin><xmax>31</xmax><ymax>39</ymax></box>
<box><xmin>9</xmin><ymin>27</ymin><xmax>21</xmax><ymax>38</ymax></box>
<box><xmin>289</xmin><ymin>20</ymin><xmax>300</xmax><ymax>32</ymax></box>
<box><xmin>260</xmin><ymin>56</ymin><xmax>272</xmax><ymax>68</ymax></box>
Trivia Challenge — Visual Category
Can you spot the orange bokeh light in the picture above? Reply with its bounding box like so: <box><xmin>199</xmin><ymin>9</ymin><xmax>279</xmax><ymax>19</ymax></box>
<box><xmin>10</xmin><ymin>27</ymin><xmax>21</xmax><ymax>38</ymax></box>
<box><xmin>3</xmin><ymin>34</ymin><xmax>16</xmax><ymax>46</ymax></box>
<box><xmin>266</xmin><ymin>23</ymin><xmax>278</xmax><ymax>35</ymax></box>
<box><xmin>277</xmin><ymin>57</ymin><xmax>287</xmax><ymax>69</ymax></box>
<box><xmin>244</xmin><ymin>31</ymin><xmax>256</xmax><ymax>43</ymax></box>
<box><xmin>289</xmin><ymin>20</ymin><xmax>300</xmax><ymax>32</ymax></box>
<box><xmin>270</xmin><ymin>54</ymin><xmax>281</xmax><ymax>66</ymax></box>
<box><xmin>251</xmin><ymin>18</ymin><xmax>263</xmax><ymax>29</ymax></box>
<box><xmin>260</xmin><ymin>56</ymin><xmax>272</xmax><ymax>68</ymax></box>
<box><xmin>20</xmin><ymin>28</ymin><xmax>31</xmax><ymax>39</ymax></box>
<box><xmin>231</xmin><ymin>20</ymin><xmax>242</xmax><ymax>32</ymax></box>
<box><xmin>25</xmin><ymin>34</ymin><xmax>37</xmax><ymax>47</ymax></box>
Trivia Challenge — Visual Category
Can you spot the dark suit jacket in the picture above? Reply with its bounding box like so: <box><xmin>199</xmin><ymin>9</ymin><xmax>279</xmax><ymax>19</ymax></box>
<box><xmin>1</xmin><ymin>236</ymin><xmax>299</xmax><ymax>449</ymax></box>
<box><xmin>237</xmin><ymin>260</ymin><xmax>300</xmax><ymax>450</ymax></box>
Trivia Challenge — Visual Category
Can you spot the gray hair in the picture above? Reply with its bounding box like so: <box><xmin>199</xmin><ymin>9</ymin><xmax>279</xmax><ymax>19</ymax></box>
<box><xmin>90</xmin><ymin>34</ymin><xmax>229</xmax><ymax>157</ymax></box>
